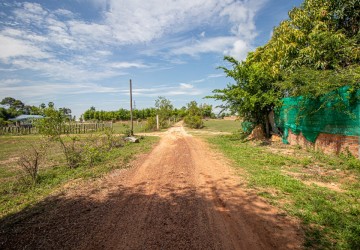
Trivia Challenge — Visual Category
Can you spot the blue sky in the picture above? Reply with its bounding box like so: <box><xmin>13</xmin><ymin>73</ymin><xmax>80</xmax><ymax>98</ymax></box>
<box><xmin>0</xmin><ymin>0</ymin><xmax>303</xmax><ymax>119</ymax></box>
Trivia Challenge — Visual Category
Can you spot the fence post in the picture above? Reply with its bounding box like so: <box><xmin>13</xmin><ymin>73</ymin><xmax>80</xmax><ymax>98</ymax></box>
<box><xmin>156</xmin><ymin>115</ymin><xmax>159</xmax><ymax>130</ymax></box>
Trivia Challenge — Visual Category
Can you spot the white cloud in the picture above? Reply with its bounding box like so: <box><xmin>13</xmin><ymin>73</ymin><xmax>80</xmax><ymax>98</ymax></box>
<box><xmin>54</xmin><ymin>9</ymin><xmax>74</xmax><ymax>18</ymax></box>
<box><xmin>131</xmin><ymin>84</ymin><xmax>202</xmax><ymax>97</ymax></box>
<box><xmin>191</xmin><ymin>79</ymin><xmax>206</xmax><ymax>83</ymax></box>
<box><xmin>105</xmin><ymin>0</ymin><xmax>224</xmax><ymax>44</ymax></box>
<box><xmin>23</xmin><ymin>2</ymin><xmax>47</xmax><ymax>15</ymax></box>
<box><xmin>207</xmin><ymin>73</ymin><xmax>224</xmax><ymax>78</ymax></box>
<box><xmin>3</xmin><ymin>0</ymin><xmax>266</xmax><ymax>56</ymax></box>
<box><xmin>0</xmin><ymin>82</ymin><xmax>120</xmax><ymax>98</ymax></box>
<box><xmin>225</xmin><ymin>39</ymin><xmax>253</xmax><ymax>61</ymax></box>
<box><xmin>180</xmin><ymin>83</ymin><xmax>194</xmax><ymax>89</ymax></box>
<box><xmin>10</xmin><ymin>58</ymin><xmax>125</xmax><ymax>81</ymax></box>
<box><xmin>95</xmin><ymin>50</ymin><xmax>112</xmax><ymax>56</ymax></box>
<box><xmin>0</xmin><ymin>79</ymin><xmax>202</xmax><ymax>99</ymax></box>
<box><xmin>5</xmin><ymin>0</ymin><xmax>266</xmax><ymax>50</ymax></box>
<box><xmin>0</xmin><ymin>79</ymin><xmax>22</xmax><ymax>85</ymax></box>
<box><xmin>220</xmin><ymin>0</ymin><xmax>266</xmax><ymax>40</ymax></box>
<box><xmin>0</xmin><ymin>35</ymin><xmax>50</xmax><ymax>61</ymax></box>
<box><xmin>110</xmin><ymin>62</ymin><xmax>149</xmax><ymax>69</ymax></box>
<box><xmin>76</xmin><ymin>0</ymin><xmax>109</xmax><ymax>11</ymax></box>
<box><xmin>0</xmin><ymin>0</ymin><xmax>266</xmax><ymax>91</ymax></box>
<box><xmin>13</xmin><ymin>2</ymin><xmax>48</xmax><ymax>26</ymax></box>
<box><xmin>171</xmin><ymin>36</ymin><xmax>237</xmax><ymax>56</ymax></box>
<box><xmin>68</xmin><ymin>21</ymin><xmax>113</xmax><ymax>46</ymax></box>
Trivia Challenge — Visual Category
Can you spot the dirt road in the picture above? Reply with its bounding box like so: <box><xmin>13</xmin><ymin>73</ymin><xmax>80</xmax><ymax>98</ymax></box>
<box><xmin>0</xmin><ymin>124</ymin><xmax>302</xmax><ymax>249</ymax></box>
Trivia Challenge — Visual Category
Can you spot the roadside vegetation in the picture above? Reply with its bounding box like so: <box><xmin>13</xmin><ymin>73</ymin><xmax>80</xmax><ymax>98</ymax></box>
<box><xmin>0</xmin><ymin>135</ymin><xmax>158</xmax><ymax>218</ymax></box>
<box><xmin>208</xmin><ymin>0</ymin><xmax>359</xmax><ymax>137</ymax></box>
<box><xmin>183</xmin><ymin>101</ymin><xmax>205</xmax><ymax>129</ymax></box>
<box><xmin>198</xmin><ymin>119</ymin><xmax>360</xmax><ymax>249</ymax></box>
<box><xmin>203</xmin><ymin>2</ymin><xmax>360</xmax><ymax>246</ymax></box>
<box><xmin>0</xmin><ymin>105</ymin><xmax>159</xmax><ymax>219</ymax></box>
<box><xmin>203</xmin><ymin>119</ymin><xmax>241</xmax><ymax>133</ymax></box>
<box><xmin>0</xmin><ymin>96</ymin><xmax>219</xmax><ymax>219</ymax></box>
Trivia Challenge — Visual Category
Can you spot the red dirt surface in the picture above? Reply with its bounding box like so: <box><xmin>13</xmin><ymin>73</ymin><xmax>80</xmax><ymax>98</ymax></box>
<box><xmin>0</xmin><ymin>124</ymin><xmax>303</xmax><ymax>249</ymax></box>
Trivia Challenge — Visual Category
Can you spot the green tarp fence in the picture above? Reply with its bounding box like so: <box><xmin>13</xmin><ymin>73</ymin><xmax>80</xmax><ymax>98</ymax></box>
<box><xmin>275</xmin><ymin>86</ymin><xmax>360</xmax><ymax>144</ymax></box>
<box><xmin>241</xmin><ymin>121</ymin><xmax>255</xmax><ymax>134</ymax></box>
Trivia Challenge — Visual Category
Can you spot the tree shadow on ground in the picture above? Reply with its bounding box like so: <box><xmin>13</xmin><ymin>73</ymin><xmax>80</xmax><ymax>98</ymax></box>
<box><xmin>0</xmin><ymin>178</ymin><xmax>302</xmax><ymax>250</ymax></box>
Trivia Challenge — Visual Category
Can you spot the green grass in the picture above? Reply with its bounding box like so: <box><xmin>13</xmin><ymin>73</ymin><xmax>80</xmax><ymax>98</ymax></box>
<box><xmin>208</xmin><ymin>135</ymin><xmax>360</xmax><ymax>249</ymax></box>
<box><xmin>202</xmin><ymin>119</ymin><xmax>242</xmax><ymax>133</ymax></box>
<box><xmin>112</xmin><ymin>121</ymin><xmax>148</xmax><ymax>134</ymax></box>
<box><xmin>0</xmin><ymin>136</ymin><xmax>41</xmax><ymax>161</ymax></box>
<box><xmin>0</xmin><ymin>134</ymin><xmax>159</xmax><ymax>219</ymax></box>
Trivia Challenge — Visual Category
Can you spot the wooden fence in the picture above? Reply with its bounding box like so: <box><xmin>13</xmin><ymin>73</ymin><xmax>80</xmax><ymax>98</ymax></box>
<box><xmin>0</xmin><ymin>123</ymin><xmax>113</xmax><ymax>136</ymax></box>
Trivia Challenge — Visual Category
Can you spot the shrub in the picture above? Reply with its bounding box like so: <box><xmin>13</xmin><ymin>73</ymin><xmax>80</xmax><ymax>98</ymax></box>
<box><xmin>82</xmin><ymin>137</ymin><xmax>104</xmax><ymax>167</ymax></box>
<box><xmin>60</xmin><ymin>136</ymin><xmax>83</xmax><ymax>168</ymax></box>
<box><xmin>18</xmin><ymin>142</ymin><xmax>47</xmax><ymax>185</ymax></box>
<box><xmin>103</xmin><ymin>127</ymin><xmax>123</xmax><ymax>149</ymax></box>
<box><xmin>145</xmin><ymin>117</ymin><xmax>157</xmax><ymax>131</ymax></box>
<box><xmin>184</xmin><ymin>115</ymin><xmax>204</xmax><ymax>129</ymax></box>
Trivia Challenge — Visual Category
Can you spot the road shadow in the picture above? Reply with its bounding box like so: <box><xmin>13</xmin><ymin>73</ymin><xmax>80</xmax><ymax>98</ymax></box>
<box><xmin>0</xmin><ymin>178</ymin><xmax>302</xmax><ymax>250</ymax></box>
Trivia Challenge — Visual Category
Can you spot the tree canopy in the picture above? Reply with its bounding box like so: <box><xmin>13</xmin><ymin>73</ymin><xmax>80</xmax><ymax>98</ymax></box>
<box><xmin>209</xmin><ymin>0</ymin><xmax>360</xmax><ymax>137</ymax></box>
<box><xmin>0</xmin><ymin>97</ymin><xmax>73</xmax><ymax>125</ymax></box>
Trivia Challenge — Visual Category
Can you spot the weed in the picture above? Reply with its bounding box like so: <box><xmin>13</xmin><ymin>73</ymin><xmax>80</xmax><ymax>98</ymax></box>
<box><xmin>203</xmin><ymin>119</ymin><xmax>242</xmax><ymax>133</ymax></box>
<box><xmin>144</xmin><ymin>117</ymin><xmax>157</xmax><ymax>131</ymax></box>
<box><xmin>18</xmin><ymin>142</ymin><xmax>47</xmax><ymax>185</ymax></box>
<box><xmin>208</xmin><ymin>135</ymin><xmax>360</xmax><ymax>249</ymax></box>
<box><xmin>184</xmin><ymin>115</ymin><xmax>204</xmax><ymax>129</ymax></box>
<box><xmin>300</xmin><ymin>157</ymin><xmax>311</xmax><ymax>167</ymax></box>
<box><xmin>0</xmin><ymin>135</ymin><xmax>159</xmax><ymax>219</ymax></box>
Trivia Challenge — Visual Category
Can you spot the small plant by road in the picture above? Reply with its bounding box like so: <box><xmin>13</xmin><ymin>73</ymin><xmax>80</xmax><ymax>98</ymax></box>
<box><xmin>18</xmin><ymin>142</ymin><xmax>47</xmax><ymax>185</ymax></box>
<box><xmin>208</xmin><ymin>133</ymin><xmax>360</xmax><ymax>249</ymax></box>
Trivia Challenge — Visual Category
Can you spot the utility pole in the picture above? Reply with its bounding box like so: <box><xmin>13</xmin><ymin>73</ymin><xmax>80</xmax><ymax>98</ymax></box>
<box><xmin>130</xmin><ymin>79</ymin><xmax>133</xmax><ymax>136</ymax></box>
<box><xmin>156</xmin><ymin>114</ymin><xmax>159</xmax><ymax>130</ymax></box>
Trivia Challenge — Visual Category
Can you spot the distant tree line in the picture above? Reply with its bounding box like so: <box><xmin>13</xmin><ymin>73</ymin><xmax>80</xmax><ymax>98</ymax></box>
<box><xmin>83</xmin><ymin>107</ymin><xmax>157</xmax><ymax>121</ymax></box>
<box><xmin>82</xmin><ymin>97</ymin><xmax>215</xmax><ymax>122</ymax></box>
<box><xmin>0</xmin><ymin>97</ymin><xmax>72</xmax><ymax>126</ymax></box>
<box><xmin>0</xmin><ymin>96</ymin><xmax>217</xmax><ymax>129</ymax></box>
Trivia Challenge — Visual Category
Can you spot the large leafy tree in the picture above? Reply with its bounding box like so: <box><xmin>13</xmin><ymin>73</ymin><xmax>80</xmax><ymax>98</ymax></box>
<box><xmin>0</xmin><ymin>97</ymin><xmax>46</xmax><ymax>120</ymax></box>
<box><xmin>209</xmin><ymin>0</ymin><xmax>359</xmax><ymax>137</ymax></box>
<box><xmin>261</xmin><ymin>0</ymin><xmax>360</xmax><ymax>97</ymax></box>
<box><xmin>210</xmin><ymin>56</ymin><xmax>280</xmax><ymax>136</ymax></box>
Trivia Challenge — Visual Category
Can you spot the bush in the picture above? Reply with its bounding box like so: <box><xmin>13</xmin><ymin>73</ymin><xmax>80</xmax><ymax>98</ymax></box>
<box><xmin>82</xmin><ymin>136</ymin><xmax>104</xmax><ymax>167</ymax></box>
<box><xmin>145</xmin><ymin>117</ymin><xmax>157</xmax><ymax>131</ymax></box>
<box><xmin>18</xmin><ymin>142</ymin><xmax>47</xmax><ymax>185</ymax></box>
<box><xmin>60</xmin><ymin>136</ymin><xmax>83</xmax><ymax>169</ymax></box>
<box><xmin>184</xmin><ymin>115</ymin><xmax>204</xmax><ymax>129</ymax></box>
<box><xmin>103</xmin><ymin>127</ymin><xmax>123</xmax><ymax>149</ymax></box>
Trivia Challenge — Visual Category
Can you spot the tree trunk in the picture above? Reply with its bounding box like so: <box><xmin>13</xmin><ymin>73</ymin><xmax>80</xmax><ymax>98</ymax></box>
<box><xmin>264</xmin><ymin>114</ymin><xmax>270</xmax><ymax>138</ymax></box>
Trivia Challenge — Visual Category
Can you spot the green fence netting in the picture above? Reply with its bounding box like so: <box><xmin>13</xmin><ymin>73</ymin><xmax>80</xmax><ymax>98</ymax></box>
<box><xmin>275</xmin><ymin>86</ymin><xmax>360</xmax><ymax>144</ymax></box>
<box><xmin>241</xmin><ymin>121</ymin><xmax>255</xmax><ymax>134</ymax></box>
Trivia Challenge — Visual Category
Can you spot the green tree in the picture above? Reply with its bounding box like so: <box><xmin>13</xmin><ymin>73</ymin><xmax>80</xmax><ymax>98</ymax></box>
<box><xmin>0</xmin><ymin>97</ymin><xmax>25</xmax><ymax>118</ymax></box>
<box><xmin>48</xmin><ymin>102</ymin><xmax>54</xmax><ymax>108</ymax></box>
<box><xmin>200</xmin><ymin>104</ymin><xmax>214</xmax><ymax>118</ymax></box>
<box><xmin>183</xmin><ymin>101</ymin><xmax>204</xmax><ymax>129</ymax></box>
<box><xmin>36</xmin><ymin>107</ymin><xmax>81</xmax><ymax>168</ymax></box>
<box><xmin>155</xmin><ymin>96</ymin><xmax>173</xmax><ymax>128</ymax></box>
<box><xmin>209</xmin><ymin>0</ymin><xmax>359</xmax><ymax>137</ymax></box>
<box><xmin>59</xmin><ymin>107</ymin><xmax>72</xmax><ymax>121</ymax></box>
<box><xmin>187</xmin><ymin>101</ymin><xmax>202</xmax><ymax>116</ymax></box>
<box><xmin>0</xmin><ymin>97</ymin><xmax>24</xmax><ymax>110</ymax></box>
<box><xmin>256</xmin><ymin>0</ymin><xmax>360</xmax><ymax>96</ymax></box>
<box><xmin>209</xmin><ymin>56</ymin><xmax>280</xmax><ymax>137</ymax></box>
